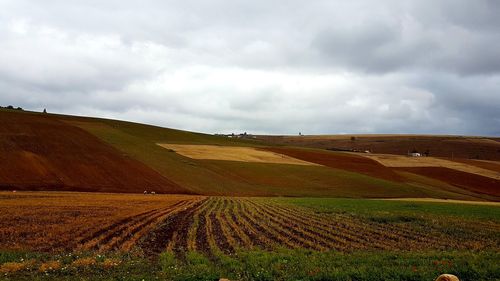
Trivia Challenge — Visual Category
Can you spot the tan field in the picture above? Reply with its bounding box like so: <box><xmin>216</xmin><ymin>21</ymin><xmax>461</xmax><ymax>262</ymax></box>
<box><xmin>157</xmin><ymin>143</ymin><xmax>319</xmax><ymax>166</ymax></box>
<box><xmin>381</xmin><ymin>198</ymin><xmax>500</xmax><ymax>206</ymax></box>
<box><xmin>361</xmin><ymin>153</ymin><xmax>500</xmax><ymax>180</ymax></box>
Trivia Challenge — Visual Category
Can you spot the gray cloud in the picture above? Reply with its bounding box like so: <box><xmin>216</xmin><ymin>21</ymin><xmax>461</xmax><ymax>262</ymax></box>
<box><xmin>0</xmin><ymin>0</ymin><xmax>499</xmax><ymax>136</ymax></box>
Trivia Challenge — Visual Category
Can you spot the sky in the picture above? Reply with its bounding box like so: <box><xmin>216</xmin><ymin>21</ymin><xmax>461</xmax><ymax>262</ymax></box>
<box><xmin>0</xmin><ymin>0</ymin><xmax>499</xmax><ymax>136</ymax></box>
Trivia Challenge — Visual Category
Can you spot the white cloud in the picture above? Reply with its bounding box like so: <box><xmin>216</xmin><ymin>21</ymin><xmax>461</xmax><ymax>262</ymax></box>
<box><xmin>0</xmin><ymin>0</ymin><xmax>499</xmax><ymax>136</ymax></box>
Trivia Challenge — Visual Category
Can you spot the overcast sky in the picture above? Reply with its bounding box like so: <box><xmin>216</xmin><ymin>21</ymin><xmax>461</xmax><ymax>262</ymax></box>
<box><xmin>1</xmin><ymin>0</ymin><xmax>499</xmax><ymax>135</ymax></box>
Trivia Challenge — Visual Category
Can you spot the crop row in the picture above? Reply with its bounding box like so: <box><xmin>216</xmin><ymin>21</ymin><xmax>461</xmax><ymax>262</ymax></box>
<box><xmin>0</xmin><ymin>193</ymin><xmax>497</xmax><ymax>255</ymax></box>
<box><xmin>138</xmin><ymin>197</ymin><xmax>499</xmax><ymax>257</ymax></box>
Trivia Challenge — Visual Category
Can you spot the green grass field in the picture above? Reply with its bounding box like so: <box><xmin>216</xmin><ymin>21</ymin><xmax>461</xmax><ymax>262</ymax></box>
<box><xmin>2</xmin><ymin>250</ymin><xmax>498</xmax><ymax>281</ymax></box>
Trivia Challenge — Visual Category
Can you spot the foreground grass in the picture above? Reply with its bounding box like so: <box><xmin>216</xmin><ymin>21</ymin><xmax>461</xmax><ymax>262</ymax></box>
<box><xmin>0</xmin><ymin>250</ymin><xmax>498</xmax><ymax>281</ymax></box>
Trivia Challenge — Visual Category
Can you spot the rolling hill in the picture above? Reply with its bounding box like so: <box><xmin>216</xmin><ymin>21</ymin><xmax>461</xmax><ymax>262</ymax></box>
<box><xmin>0</xmin><ymin>110</ymin><xmax>186</xmax><ymax>194</ymax></box>
<box><xmin>256</xmin><ymin>134</ymin><xmax>500</xmax><ymax>160</ymax></box>
<box><xmin>1</xmin><ymin>108</ymin><xmax>499</xmax><ymax>200</ymax></box>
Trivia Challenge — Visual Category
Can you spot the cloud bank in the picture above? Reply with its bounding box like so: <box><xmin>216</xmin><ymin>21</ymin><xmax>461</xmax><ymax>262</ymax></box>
<box><xmin>0</xmin><ymin>0</ymin><xmax>499</xmax><ymax>135</ymax></box>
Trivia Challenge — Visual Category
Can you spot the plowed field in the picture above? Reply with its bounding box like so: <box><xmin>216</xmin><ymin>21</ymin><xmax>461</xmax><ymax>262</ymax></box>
<box><xmin>1</xmin><ymin>192</ymin><xmax>498</xmax><ymax>257</ymax></box>
<box><xmin>0</xmin><ymin>192</ymin><xmax>204</xmax><ymax>252</ymax></box>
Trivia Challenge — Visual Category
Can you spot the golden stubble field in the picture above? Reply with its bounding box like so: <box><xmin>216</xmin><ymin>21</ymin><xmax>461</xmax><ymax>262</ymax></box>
<box><xmin>157</xmin><ymin>143</ymin><xmax>319</xmax><ymax>165</ymax></box>
<box><xmin>0</xmin><ymin>192</ymin><xmax>204</xmax><ymax>252</ymax></box>
<box><xmin>361</xmin><ymin>153</ymin><xmax>500</xmax><ymax>180</ymax></box>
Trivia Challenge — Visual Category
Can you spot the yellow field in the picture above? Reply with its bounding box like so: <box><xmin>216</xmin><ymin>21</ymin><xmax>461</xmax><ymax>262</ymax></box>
<box><xmin>381</xmin><ymin>198</ymin><xmax>500</xmax><ymax>206</ymax></box>
<box><xmin>362</xmin><ymin>154</ymin><xmax>500</xmax><ymax>180</ymax></box>
<box><xmin>157</xmin><ymin>144</ymin><xmax>319</xmax><ymax>165</ymax></box>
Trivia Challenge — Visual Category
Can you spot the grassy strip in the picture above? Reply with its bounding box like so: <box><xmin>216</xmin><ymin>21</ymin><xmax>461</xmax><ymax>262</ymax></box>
<box><xmin>161</xmin><ymin>249</ymin><xmax>499</xmax><ymax>281</ymax></box>
<box><xmin>1</xmin><ymin>250</ymin><xmax>498</xmax><ymax>281</ymax></box>
<box><xmin>279</xmin><ymin>197</ymin><xmax>500</xmax><ymax>222</ymax></box>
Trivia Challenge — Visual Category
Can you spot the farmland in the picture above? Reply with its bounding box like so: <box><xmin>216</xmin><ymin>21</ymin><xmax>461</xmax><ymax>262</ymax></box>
<box><xmin>1</xmin><ymin>110</ymin><xmax>500</xmax><ymax>280</ymax></box>
<box><xmin>0</xmin><ymin>192</ymin><xmax>499</xmax><ymax>280</ymax></box>
<box><xmin>1</xmin><ymin>109</ymin><xmax>499</xmax><ymax>201</ymax></box>
<box><xmin>0</xmin><ymin>192</ymin><xmax>204</xmax><ymax>253</ymax></box>
<box><xmin>256</xmin><ymin>134</ymin><xmax>500</xmax><ymax>161</ymax></box>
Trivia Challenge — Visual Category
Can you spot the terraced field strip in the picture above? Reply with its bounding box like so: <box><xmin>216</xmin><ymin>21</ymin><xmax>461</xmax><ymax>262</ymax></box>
<box><xmin>157</xmin><ymin>143</ymin><xmax>319</xmax><ymax>165</ymax></box>
<box><xmin>362</xmin><ymin>153</ymin><xmax>500</xmax><ymax>180</ymax></box>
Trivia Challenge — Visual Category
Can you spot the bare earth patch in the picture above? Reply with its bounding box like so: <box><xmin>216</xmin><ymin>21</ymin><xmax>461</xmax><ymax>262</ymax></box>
<box><xmin>157</xmin><ymin>144</ymin><xmax>319</xmax><ymax>166</ymax></box>
<box><xmin>361</xmin><ymin>154</ymin><xmax>500</xmax><ymax>180</ymax></box>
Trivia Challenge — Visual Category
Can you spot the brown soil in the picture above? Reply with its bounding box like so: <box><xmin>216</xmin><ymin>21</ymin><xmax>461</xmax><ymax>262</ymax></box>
<box><xmin>263</xmin><ymin>147</ymin><xmax>404</xmax><ymax>182</ymax></box>
<box><xmin>0</xmin><ymin>110</ymin><xmax>187</xmax><ymax>194</ymax></box>
<box><xmin>139</xmin><ymin>199</ymin><xmax>206</xmax><ymax>258</ymax></box>
<box><xmin>395</xmin><ymin>167</ymin><xmax>500</xmax><ymax>197</ymax></box>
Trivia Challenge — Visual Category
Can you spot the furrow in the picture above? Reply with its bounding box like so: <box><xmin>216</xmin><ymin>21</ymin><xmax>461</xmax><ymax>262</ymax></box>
<box><xmin>195</xmin><ymin>199</ymin><xmax>218</xmax><ymax>256</ymax></box>
<box><xmin>211</xmin><ymin>198</ymin><xmax>236</xmax><ymax>254</ymax></box>
<box><xmin>220</xmin><ymin>199</ymin><xmax>251</xmax><ymax>248</ymax></box>
<box><xmin>250</xmin><ymin>200</ymin><xmax>349</xmax><ymax>251</ymax></box>
<box><xmin>265</xmin><ymin>203</ymin><xmax>389</xmax><ymax>250</ymax></box>
<box><xmin>139</xmin><ymin>198</ymin><xmax>207</xmax><ymax>258</ymax></box>
<box><xmin>107</xmin><ymin>200</ymin><xmax>197</xmax><ymax>252</ymax></box>
<box><xmin>75</xmin><ymin>207</ymin><xmax>163</xmax><ymax>250</ymax></box>
<box><xmin>243</xmin><ymin>199</ymin><xmax>326</xmax><ymax>251</ymax></box>
<box><xmin>230</xmin><ymin>199</ymin><xmax>275</xmax><ymax>250</ymax></box>
<box><xmin>237</xmin><ymin>199</ymin><xmax>298</xmax><ymax>249</ymax></box>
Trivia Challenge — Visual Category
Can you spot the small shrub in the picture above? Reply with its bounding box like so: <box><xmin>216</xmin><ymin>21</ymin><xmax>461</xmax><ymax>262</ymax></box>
<box><xmin>0</xmin><ymin>260</ymin><xmax>36</xmax><ymax>273</ymax></box>
<box><xmin>159</xmin><ymin>251</ymin><xmax>177</xmax><ymax>271</ymax></box>
<box><xmin>102</xmin><ymin>258</ymin><xmax>121</xmax><ymax>269</ymax></box>
<box><xmin>39</xmin><ymin>260</ymin><xmax>61</xmax><ymax>272</ymax></box>
<box><xmin>71</xmin><ymin>257</ymin><xmax>96</xmax><ymax>268</ymax></box>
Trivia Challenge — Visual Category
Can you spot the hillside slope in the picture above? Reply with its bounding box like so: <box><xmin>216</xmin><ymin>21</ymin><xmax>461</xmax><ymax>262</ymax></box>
<box><xmin>62</xmin><ymin>115</ymin><xmax>428</xmax><ymax>198</ymax></box>
<box><xmin>1</xmin><ymin>109</ymin><xmax>498</xmax><ymax>200</ymax></box>
<box><xmin>0</xmin><ymin>110</ymin><xmax>187</xmax><ymax>194</ymax></box>
<box><xmin>60</xmin><ymin>113</ymin><xmax>498</xmax><ymax>200</ymax></box>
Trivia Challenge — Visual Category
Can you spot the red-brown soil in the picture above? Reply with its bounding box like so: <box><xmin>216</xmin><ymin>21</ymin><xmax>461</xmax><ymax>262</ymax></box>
<box><xmin>257</xmin><ymin>135</ymin><xmax>500</xmax><ymax>161</ymax></box>
<box><xmin>263</xmin><ymin>147</ymin><xmax>404</xmax><ymax>182</ymax></box>
<box><xmin>0</xmin><ymin>110</ymin><xmax>187</xmax><ymax>194</ymax></box>
<box><xmin>395</xmin><ymin>167</ymin><xmax>500</xmax><ymax>197</ymax></box>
